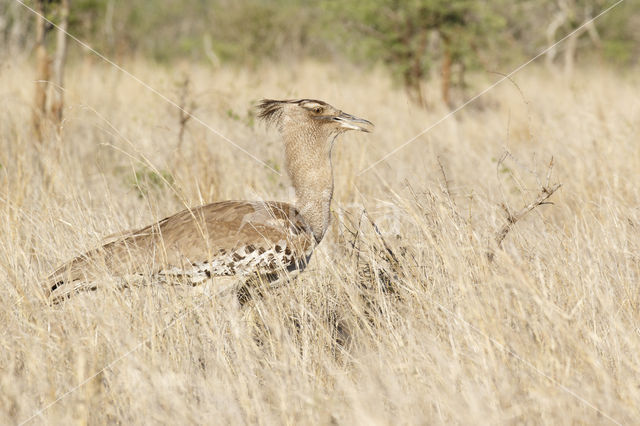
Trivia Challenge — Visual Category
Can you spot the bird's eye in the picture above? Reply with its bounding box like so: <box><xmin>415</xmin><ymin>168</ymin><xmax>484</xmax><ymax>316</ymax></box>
<box><xmin>313</xmin><ymin>107</ymin><xmax>322</xmax><ymax>114</ymax></box>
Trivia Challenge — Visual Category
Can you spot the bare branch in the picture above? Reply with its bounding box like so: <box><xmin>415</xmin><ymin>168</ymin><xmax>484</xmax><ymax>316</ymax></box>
<box><xmin>177</xmin><ymin>76</ymin><xmax>194</xmax><ymax>148</ymax></box>
<box><xmin>32</xmin><ymin>0</ymin><xmax>51</xmax><ymax>142</ymax></box>
<box><xmin>545</xmin><ymin>156</ymin><xmax>555</xmax><ymax>188</ymax></box>
<box><xmin>362</xmin><ymin>209</ymin><xmax>400</xmax><ymax>265</ymax></box>
<box><xmin>50</xmin><ymin>0</ymin><xmax>70</xmax><ymax>126</ymax></box>
<box><xmin>437</xmin><ymin>156</ymin><xmax>454</xmax><ymax>202</ymax></box>
<box><xmin>489</xmin><ymin>157</ymin><xmax>562</xmax><ymax>261</ymax></box>
<box><xmin>494</xmin><ymin>182</ymin><xmax>561</xmax><ymax>250</ymax></box>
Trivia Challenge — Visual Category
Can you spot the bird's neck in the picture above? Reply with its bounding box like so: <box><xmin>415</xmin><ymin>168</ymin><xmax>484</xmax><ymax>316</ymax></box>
<box><xmin>283</xmin><ymin>129</ymin><xmax>336</xmax><ymax>243</ymax></box>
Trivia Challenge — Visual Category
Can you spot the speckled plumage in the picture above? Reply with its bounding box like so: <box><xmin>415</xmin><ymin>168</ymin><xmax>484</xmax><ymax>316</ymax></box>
<box><xmin>44</xmin><ymin>99</ymin><xmax>372</xmax><ymax>302</ymax></box>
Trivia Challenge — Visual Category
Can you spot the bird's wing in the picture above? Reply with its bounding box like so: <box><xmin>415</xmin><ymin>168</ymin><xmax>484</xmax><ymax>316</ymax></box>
<box><xmin>44</xmin><ymin>201</ymin><xmax>315</xmax><ymax>300</ymax></box>
<box><xmin>152</xmin><ymin>200</ymin><xmax>315</xmax><ymax>278</ymax></box>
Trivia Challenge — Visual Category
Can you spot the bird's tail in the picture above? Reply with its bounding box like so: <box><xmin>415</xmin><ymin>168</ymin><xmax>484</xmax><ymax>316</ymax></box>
<box><xmin>42</xmin><ymin>248</ymin><xmax>112</xmax><ymax>303</ymax></box>
<box><xmin>42</xmin><ymin>235</ymin><xmax>152</xmax><ymax>303</ymax></box>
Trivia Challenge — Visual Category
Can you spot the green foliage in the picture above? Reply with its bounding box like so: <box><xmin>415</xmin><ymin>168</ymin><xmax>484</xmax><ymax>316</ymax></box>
<box><xmin>4</xmin><ymin>0</ymin><xmax>638</xmax><ymax>95</ymax></box>
<box><xmin>226</xmin><ymin>109</ymin><xmax>241</xmax><ymax>122</ymax></box>
<box><xmin>598</xmin><ymin>1</ymin><xmax>640</xmax><ymax>65</ymax></box>
<box><xmin>13</xmin><ymin>0</ymin><xmax>637</xmax><ymax>70</ymax></box>
<box><xmin>326</xmin><ymin>0</ymin><xmax>507</xmax><ymax>104</ymax></box>
<box><xmin>225</xmin><ymin>107</ymin><xmax>257</xmax><ymax>129</ymax></box>
<box><xmin>603</xmin><ymin>39</ymin><xmax>634</xmax><ymax>65</ymax></box>
<box><xmin>55</xmin><ymin>0</ymin><xmax>332</xmax><ymax>63</ymax></box>
<box><xmin>129</xmin><ymin>167</ymin><xmax>174</xmax><ymax>199</ymax></box>
<box><xmin>205</xmin><ymin>0</ymin><xmax>327</xmax><ymax>63</ymax></box>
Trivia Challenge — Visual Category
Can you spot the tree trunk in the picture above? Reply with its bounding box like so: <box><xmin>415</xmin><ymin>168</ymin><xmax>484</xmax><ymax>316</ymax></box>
<box><xmin>411</xmin><ymin>67</ymin><xmax>426</xmax><ymax>108</ymax></box>
<box><xmin>405</xmin><ymin>30</ymin><xmax>429</xmax><ymax>108</ymax></box>
<box><xmin>404</xmin><ymin>67</ymin><xmax>425</xmax><ymax>109</ymax></box>
<box><xmin>104</xmin><ymin>0</ymin><xmax>115</xmax><ymax>52</ymax></box>
<box><xmin>33</xmin><ymin>0</ymin><xmax>51</xmax><ymax>141</ymax></box>
<box><xmin>51</xmin><ymin>0</ymin><xmax>70</xmax><ymax>125</ymax></box>
<box><xmin>564</xmin><ymin>26</ymin><xmax>586</xmax><ymax>80</ymax></box>
<box><xmin>564</xmin><ymin>33</ymin><xmax>576</xmax><ymax>79</ymax></box>
<box><xmin>441</xmin><ymin>46</ymin><xmax>452</xmax><ymax>107</ymax></box>
<box><xmin>545</xmin><ymin>10</ymin><xmax>566</xmax><ymax>70</ymax></box>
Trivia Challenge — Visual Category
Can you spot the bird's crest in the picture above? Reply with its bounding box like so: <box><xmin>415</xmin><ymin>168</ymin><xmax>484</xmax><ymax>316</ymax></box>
<box><xmin>257</xmin><ymin>99</ymin><xmax>286</xmax><ymax>127</ymax></box>
<box><xmin>257</xmin><ymin>99</ymin><xmax>331</xmax><ymax>128</ymax></box>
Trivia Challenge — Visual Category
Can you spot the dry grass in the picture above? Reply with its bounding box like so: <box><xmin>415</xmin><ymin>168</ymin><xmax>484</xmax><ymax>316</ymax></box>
<box><xmin>1</xmin><ymin>57</ymin><xmax>639</xmax><ymax>425</ymax></box>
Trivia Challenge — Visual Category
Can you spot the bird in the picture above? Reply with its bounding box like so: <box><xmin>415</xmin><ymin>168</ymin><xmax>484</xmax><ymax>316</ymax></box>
<box><xmin>43</xmin><ymin>99</ymin><xmax>373</xmax><ymax>302</ymax></box>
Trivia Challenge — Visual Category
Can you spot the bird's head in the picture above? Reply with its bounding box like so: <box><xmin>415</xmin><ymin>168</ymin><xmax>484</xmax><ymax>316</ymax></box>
<box><xmin>257</xmin><ymin>99</ymin><xmax>373</xmax><ymax>137</ymax></box>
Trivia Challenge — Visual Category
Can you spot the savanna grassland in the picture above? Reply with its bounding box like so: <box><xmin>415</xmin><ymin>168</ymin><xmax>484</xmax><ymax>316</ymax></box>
<box><xmin>1</xmin><ymin>57</ymin><xmax>639</xmax><ymax>425</ymax></box>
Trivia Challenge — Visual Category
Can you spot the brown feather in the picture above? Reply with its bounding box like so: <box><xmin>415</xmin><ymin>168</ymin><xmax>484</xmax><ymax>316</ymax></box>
<box><xmin>46</xmin><ymin>201</ymin><xmax>314</xmax><ymax>300</ymax></box>
<box><xmin>44</xmin><ymin>98</ymin><xmax>372</xmax><ymax>302</ymax></box>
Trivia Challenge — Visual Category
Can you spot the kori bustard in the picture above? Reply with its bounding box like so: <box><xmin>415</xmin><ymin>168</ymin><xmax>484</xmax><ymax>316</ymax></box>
<box><xmin>44</xmin><ymin>99</ymin><xmax>373</xmax><ymax>302</ymax></box>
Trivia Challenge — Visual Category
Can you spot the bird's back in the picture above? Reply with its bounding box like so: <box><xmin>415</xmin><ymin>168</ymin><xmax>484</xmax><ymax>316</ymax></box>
<box><xmin>45</xmin><ymin>200</ymin><xmax>315</xmax><ymax>301</ymax></box>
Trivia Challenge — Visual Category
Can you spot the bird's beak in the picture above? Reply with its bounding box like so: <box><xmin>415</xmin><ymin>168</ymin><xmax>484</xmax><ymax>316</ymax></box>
<box><xmin>333</xmin><ymin>111</ymin><xmax>374</xmax><ymax>133</ymax></box>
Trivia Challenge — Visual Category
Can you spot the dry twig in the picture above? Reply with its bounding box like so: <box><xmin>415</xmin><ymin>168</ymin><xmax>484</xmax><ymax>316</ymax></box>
<box><xmin>177</xmin><ymin>76</ymin><xmax>195</xmax><ymax>147</ymax></box>
<box><xmin>489</xmin><ymin>156</ymin><xmax>562</xmax><ymax>261</ymax></box>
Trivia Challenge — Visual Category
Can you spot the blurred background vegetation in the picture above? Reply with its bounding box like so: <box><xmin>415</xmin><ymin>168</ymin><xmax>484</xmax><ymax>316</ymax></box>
<box><xmin>1</xmin><ymin>0</ymin><xmax>638</xmax><ymax>105</ymax></box>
